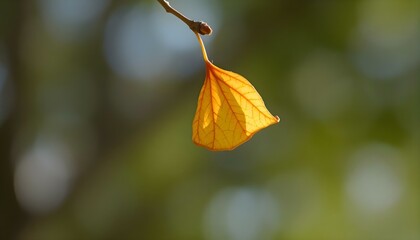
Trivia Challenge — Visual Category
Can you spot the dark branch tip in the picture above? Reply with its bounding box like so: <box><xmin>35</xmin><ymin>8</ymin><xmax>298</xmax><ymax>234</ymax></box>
<box><xmin>198</xmin><ymin>22</ymin><xmax>212</xmax><ymax>35</ymax></box>
<box><xmin>190</xmin><ymin>21</ymin><xmax>212</xmax><ymax>35</ymax></box>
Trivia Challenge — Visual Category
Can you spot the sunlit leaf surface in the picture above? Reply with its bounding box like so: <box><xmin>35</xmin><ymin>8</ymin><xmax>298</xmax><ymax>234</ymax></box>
<box><xmin>192</xmin><ymin>34</ymin><xmax>279</xmax><ymax>151</ymax></box>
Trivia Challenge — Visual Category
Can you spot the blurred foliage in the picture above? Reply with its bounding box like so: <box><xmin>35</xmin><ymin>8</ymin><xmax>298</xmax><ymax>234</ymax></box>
<box><xmin>0</xmin><ymin>0</ymin><xmax>419</xmax><ymax>239</ymax></box>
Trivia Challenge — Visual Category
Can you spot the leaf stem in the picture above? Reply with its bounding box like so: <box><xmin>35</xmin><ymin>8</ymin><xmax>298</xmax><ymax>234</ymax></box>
<box><xmin>157</xmin><ymin>0</ymin><xmax>212</xmax><ymax>35</ymax></box>
<box><xmin>195</xmin><ymin>33</ymin><xmax>209</xmax><ymax>62</ymax></box>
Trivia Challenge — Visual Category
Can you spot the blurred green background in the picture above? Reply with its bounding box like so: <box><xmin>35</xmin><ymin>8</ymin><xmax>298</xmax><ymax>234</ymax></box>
<box><xmin>1</xmin><ymin>0</ymin><xmax>419</xmax><ymax>239</ymax></box>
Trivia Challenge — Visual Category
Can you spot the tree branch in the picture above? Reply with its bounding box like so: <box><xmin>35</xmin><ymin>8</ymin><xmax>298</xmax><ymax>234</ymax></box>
<box><xmin>157</xmin><ymin>0</ymin><xmax>212</xmax><ymax>35</ymax></box>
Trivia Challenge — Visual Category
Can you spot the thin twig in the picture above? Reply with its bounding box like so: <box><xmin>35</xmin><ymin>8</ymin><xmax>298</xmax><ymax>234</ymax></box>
<box><xmin>157</xmin><ymin>0</ymin><xmax>212</xmax><ymax>35</ymax></box>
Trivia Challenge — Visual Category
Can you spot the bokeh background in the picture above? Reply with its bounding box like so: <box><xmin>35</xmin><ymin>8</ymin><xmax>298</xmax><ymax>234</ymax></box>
<box><xmin>1</xmin><ymin>0</ymin><xmax>419</xmax><ymax>239</ymax></box>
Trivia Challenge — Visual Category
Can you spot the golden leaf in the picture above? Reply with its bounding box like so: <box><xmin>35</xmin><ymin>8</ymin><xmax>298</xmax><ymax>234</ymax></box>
<box><xmin>192</xmin><ymin>34</ymin><xmax>279</xmax><ymax>151</ymax></box>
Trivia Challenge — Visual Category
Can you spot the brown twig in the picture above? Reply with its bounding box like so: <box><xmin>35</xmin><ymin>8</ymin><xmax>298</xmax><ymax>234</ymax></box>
<box><xmin>157</xmin><ymin>0</ymin><xmax>212</xmax><ymax>35</ymax></box>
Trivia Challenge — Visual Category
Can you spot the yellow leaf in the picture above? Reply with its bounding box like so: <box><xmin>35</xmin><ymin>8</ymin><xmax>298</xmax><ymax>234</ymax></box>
<box><xmin>192</xmin><ymin>33</ymin><xmax>280</xmax><ymax>151</ymax></box>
